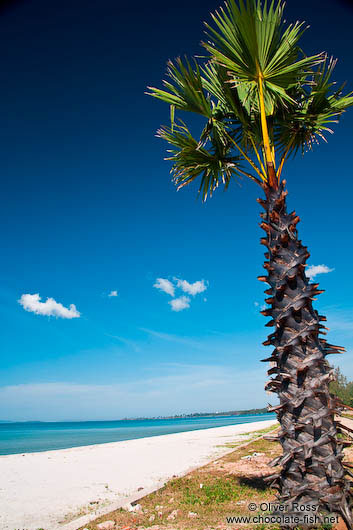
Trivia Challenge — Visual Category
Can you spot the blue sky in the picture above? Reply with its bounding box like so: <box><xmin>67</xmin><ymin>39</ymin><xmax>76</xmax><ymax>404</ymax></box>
<box><xmin>1</xmin><ymin>0</ymin><xmax>353</xmax><ymax>421</ymax></box>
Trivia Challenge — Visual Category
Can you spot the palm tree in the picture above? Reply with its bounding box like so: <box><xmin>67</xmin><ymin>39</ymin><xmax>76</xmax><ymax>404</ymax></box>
<box><xmin>147</xmin><ymin>0</ymin><xmax>353</xmax><ymax>526</ymax></box>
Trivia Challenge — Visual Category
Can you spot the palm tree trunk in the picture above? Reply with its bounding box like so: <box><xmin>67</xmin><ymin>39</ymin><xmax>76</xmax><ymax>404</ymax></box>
<box><xmin>258</xmin><ymin>180</ymin><xmax>352</xmax><ymax>528</ymax></box>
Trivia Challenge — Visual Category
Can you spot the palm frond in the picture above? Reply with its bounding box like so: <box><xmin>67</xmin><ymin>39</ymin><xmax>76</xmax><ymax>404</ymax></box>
<box><xmin>201</xmin><ymin>61</ymin><xmax>265</xmax><ymax>152</ymax></box>
<box><xmin>203</xmin><ymin>0</ymin><xmax>323</xmax><ymax>113</ymax></box>
<box><xmin>201</xmin><ymin>61</ymin><xmax>247</xmax><ymax>121</ymax></box>
<box><xmin>157</xmin><ymin>121</ymin><xmax>251</xmax><ymax>201</ymax></box>
<box><xmin>146</xmin><ymin>57</ymin><xmax>212</xmax><ymax>118</ymax></box>
<box><xmin>275</xmin><ymin>57</ymin><xmax>353</xmax><ymax>155</ymax></box>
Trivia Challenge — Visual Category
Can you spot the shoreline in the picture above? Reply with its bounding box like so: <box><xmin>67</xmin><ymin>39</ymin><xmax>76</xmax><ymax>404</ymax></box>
<box><xmin>0</xmin><ymin>413</ymin><xmax>276</xmax><ymax>456</ymax></box>
<box><xmin>0</xmin><ymin>419</ymin><xmax>277</xmax><ymax>530</ymax></box>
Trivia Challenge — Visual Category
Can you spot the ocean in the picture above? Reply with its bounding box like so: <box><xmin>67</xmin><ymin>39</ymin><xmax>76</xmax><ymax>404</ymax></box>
<box><xmin>0</xmin><ymin>413</ymin><xmax>275</xmax><ymax>455</ymax></box>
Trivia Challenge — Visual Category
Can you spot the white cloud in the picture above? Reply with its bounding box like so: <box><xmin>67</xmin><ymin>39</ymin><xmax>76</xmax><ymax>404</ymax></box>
<box><xmin>176</xmin><ymin>279</ymin><xmax>207</xmax><ymax>296</ymax></box>
<box><xmin>169</xmin><ymin>296</ymin><xmax>191</xmax><ymax>312</ymax></box>
<box><xmin>108</xmin><ymin>290</ymin><xmax>118</xmax><ymax>297</ymax></box>
<box><xmin>18</xmin><ymin>293</ymin><xmax>80</xmax><ymax>319</ymax></box>
<box><xmin>140</xmin><ymin>328</ymin><xmax>201</xmax><ymax>348</ymax></box>
<box><xmin>154</xmin><ymin>277</ymin><xmax>208</xmax><ymax>311</ymax></box>
<box><xmin>307</xmin><ymin>264</ymin><xmax>334</xmax><ymax>279</ymax></box>
<box><xmin>106</xmin><ymin>334</ymin><xmax>141</xmax><ymax>352</ymax></box>
<box><xmin>254</xmin><ymin>301</ymin><xmax>267</xmax><ymax>311</ymax></box>
<box><xmin>153</xmin><ymin>278</ymin><xmax>175</xmax><ymax>297</ymax></box>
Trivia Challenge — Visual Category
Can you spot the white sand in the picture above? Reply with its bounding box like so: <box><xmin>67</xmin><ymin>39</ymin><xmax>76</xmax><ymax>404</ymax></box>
<box><xmin>0</xmin><ymin>419</ymin><xmax>276</xmax><ymax>530</ymax></box>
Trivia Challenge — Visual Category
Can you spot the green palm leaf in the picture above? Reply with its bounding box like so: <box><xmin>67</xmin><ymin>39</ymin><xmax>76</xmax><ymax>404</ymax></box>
<box><xmin>157</xmin><ymin>121</ymin><xmax>246</xmax><ymax>201</ymax></box>
<box><xmin>275</xmin><ymin>57</ymin><xmax>353</xmax><ymax>155</ymax></box>
<box><xmin>203</xmin><ymin>0</ymin><xmax>322</xmax><ymax>112</ymax></box>
<box><xmin>146</xmin><ymin>57</ymin><xmax>212</xmax><ymax>118</ymax></box>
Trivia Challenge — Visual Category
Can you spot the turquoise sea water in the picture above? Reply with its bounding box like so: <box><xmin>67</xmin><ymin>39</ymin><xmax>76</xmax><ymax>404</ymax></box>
<box><xmin>0</xmin><ymin>413</ymin><xmax>275</xmax><ymax>455</ymax></box>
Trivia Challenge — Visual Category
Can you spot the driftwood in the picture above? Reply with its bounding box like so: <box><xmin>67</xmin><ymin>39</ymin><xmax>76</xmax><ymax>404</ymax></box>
<box><xmin>258</xmin><ymin>180</ymin><xmax>353</xmax><ymax>528</ymax></box>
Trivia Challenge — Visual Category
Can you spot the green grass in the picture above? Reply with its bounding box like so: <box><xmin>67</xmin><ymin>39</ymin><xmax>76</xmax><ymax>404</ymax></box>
<box><xmin>182</xmin><ymin>476</ymin><xmax>258</xmax><ymax>505</ymax></box>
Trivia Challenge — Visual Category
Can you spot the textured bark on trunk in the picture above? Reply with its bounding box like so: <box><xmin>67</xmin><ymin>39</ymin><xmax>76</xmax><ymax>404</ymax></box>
<box><xmin>258</xmin><ymin>180</ymin><xmax>352</xmax><ymax>528</ymax></box>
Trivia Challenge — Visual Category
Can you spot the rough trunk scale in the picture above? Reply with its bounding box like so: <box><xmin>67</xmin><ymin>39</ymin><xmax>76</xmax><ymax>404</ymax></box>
<box><xmin>258</xmin><ymin>180</ymin><xmax>353</xmax><ymax>528</ymax></box>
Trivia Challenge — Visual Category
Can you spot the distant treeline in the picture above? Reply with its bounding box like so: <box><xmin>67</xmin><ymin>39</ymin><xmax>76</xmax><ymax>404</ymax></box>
<box><xmin>166</xmin><ymin>407</ymin><xmax>269</xmax><ymax>418</ymax></box>
<box><xmin>124</xmin><ymin>407</ymin><xmax>269</xmax><ymax>421</ymax></box>
<box><xmin>330</xmin><ymin>367</ymin><xmax>353</xmax><ymax>407</ymax></box>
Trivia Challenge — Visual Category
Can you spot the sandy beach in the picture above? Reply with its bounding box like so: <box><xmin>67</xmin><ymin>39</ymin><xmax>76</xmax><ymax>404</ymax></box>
<box><xmin>0</xmin><ymin>419</ymin><xmax>276</xmax><ymax>530</ymax></box>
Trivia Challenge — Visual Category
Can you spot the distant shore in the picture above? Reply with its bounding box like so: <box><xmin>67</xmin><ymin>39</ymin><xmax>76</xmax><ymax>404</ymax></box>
<box><xmin>0</xmin><ymin>418</ymin><xmax>277</xmax><ymax>530</ymax></box>
<box><xmin>0</xmin><ymin>406</ymin><xmax>269</xmax><ymax>424</ymax></box>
